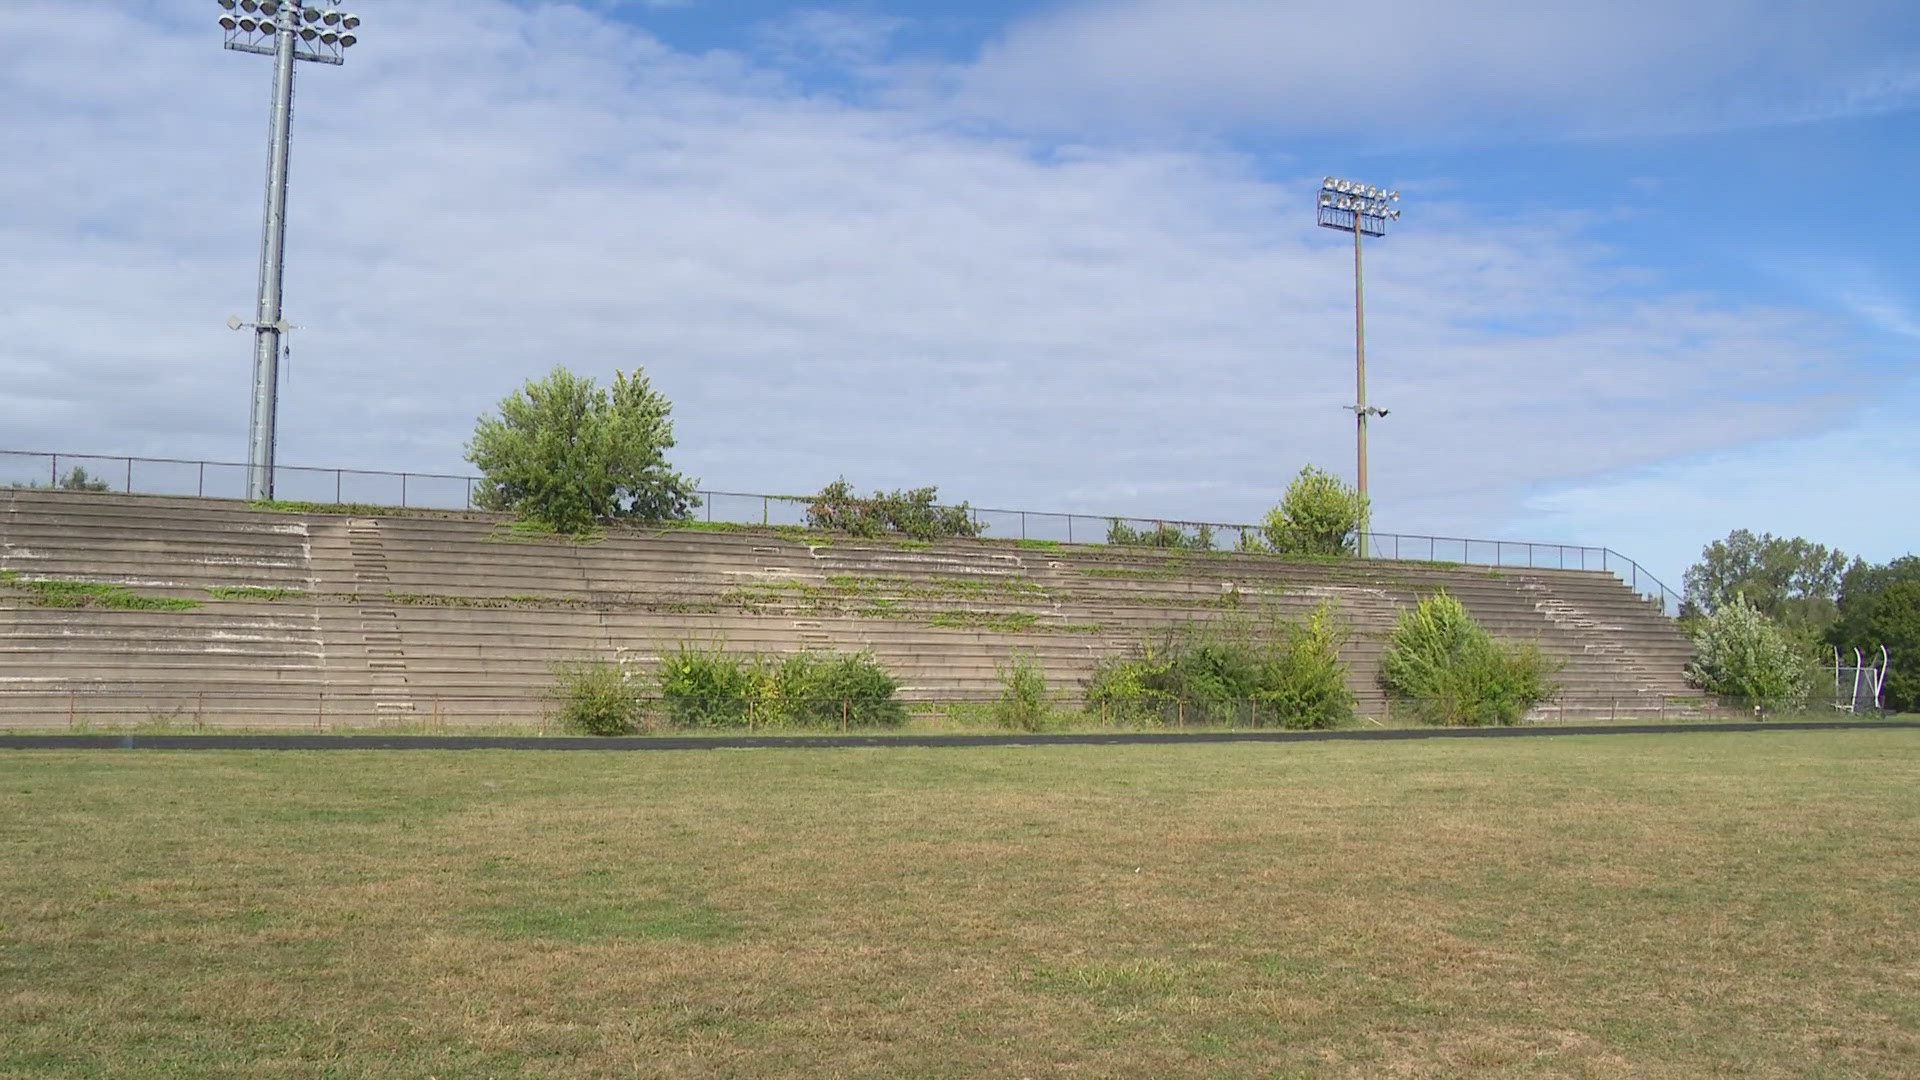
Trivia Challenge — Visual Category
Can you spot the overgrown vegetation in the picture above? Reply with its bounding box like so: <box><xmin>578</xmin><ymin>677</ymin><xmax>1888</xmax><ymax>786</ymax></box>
<box><xmin>1255</xmin><ymin>465</ymin><xmax>1368</xmax><ymax>557</ymax></box>
<box><xmin>1084</xmin><ymin>604</ymin><xmax>1354</xmax><ymax>728</ymax></box>
<box><xmin>1379</xmin><ymin>592</ymin><xmax>1556</xmax><ymax>725</ymax></box>
<box><xmin>804</xmin><ymin>479</ymin><xmax>983</xmax><ymax>540</ymax></box>
<box><xmin>657</xmin><ymin>644</ymin><xmax>906</xmax><ymax>729</ymax></box>
<box><xmin>467</xmin><ymin>366</ymin><xmax>699</xmax><ymax>534</ymax></box>
<box><xmin>248</xmin><ymin>499</ymin><xmax>399</xmax><ymax>517</ymax></box>
<box><xmin>992</xmin><ymin>652</ymin><xmax>1053</xmax><ymax>731</ymax></box>
<box><xmin>0</xmin><ymin>572</ymin><xmax>198</xmax><ymax>611</ymax></box>
<box><xmin>48</xmin><ymin>466</ymin><xmax>112</xmax><ymax>492</ymax></box>
<box><xmin>206</xmin><ymin>586</ymin><xmax>307</xmax><ymax>601</ymax></box>
<box><xmin>1684</xmin><ymin>596</ymin><xmax>1813</xmax><ymax>711</ymax></box>
<box><xmin>549</xmin><ymin>659</ymin><xmax>647</xmax><ymax>735</ymax></box>
<box><xmin>1105</xmin><ymin>519</ymin><xmax>1215</xmax><ymax>551</ymax></box>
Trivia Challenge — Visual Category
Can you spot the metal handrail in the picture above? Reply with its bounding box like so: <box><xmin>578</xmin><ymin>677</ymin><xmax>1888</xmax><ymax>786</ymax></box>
<box><xmin>2</xmin><ymin>448</ymin><xmax>1682</xmax><ymax>614</ymax></box>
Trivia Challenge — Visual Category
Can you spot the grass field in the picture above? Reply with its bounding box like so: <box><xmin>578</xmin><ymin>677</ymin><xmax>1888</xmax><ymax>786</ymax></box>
<box><xmin>2</xmin><ymin>731</ymin><xmax>1916</xmax><ymax>1077</ymax></box>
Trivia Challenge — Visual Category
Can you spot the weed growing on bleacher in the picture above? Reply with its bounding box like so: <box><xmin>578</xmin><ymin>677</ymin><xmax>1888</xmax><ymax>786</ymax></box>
<box><xmin>657</xmin><ymin>644</ymin><xmax>906</xmax><ymax>729</ymax></box>
<box><xmin>550</xmin><ymin>659</ymin><xmax>647</xmax><ymax>735</ymax></box>
<box><xmin>1084</xmin><ymin>603</ymin><xmax>1354</xmax><ymax>729</ymax></box>
<box><xmin>207</xmin><ymin>586</ymin><xmax>306</xmax><ymax>601</ymax></box>
<box><xmin>0</xmin><ymin>573</ymin><xmax>198</xmax><ymax>611</ymax></box>
<box><xmin>931</xmin><ymin>610</ymin><xmax>1039</xmax><ymax>633</ymax></box>
<box><xmin>1380</xmin><ymin>592</ymin><xmax>1558</xmax><ymax>726</ymax></box>
<box><xmin>250</xmin><ymin>499</ymin><xmax>396</xmax><ymax>517</ymax></box>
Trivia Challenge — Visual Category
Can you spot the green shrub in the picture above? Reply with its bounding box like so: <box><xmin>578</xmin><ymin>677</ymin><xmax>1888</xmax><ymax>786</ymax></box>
<box><xmin>766</xmin><ymin>650</ymin><xmax>908</xmax><ymax>728</ymax></box>
<box><xmin>1085</xmin><ymin>605</ymin><xmax>1354</xmax><ymax>728</ymax></box>
<box><xmin>658</xmin><ymin>644</ymin><xmax>760</xmax><ymax>728</ymax></box>
<box><xmin>992</xmin><ymin>652</ymin><xmax>1053</xmax><ymax>731</ymax></box>
<box><xmin>1106</xmin><ymin>519</ymin><xmax>1216</xmax><ymax>551</ymax></box>
<box><xmin>805</xmin><ymin>479</ymin><xmax>982</xmax><ymax>541</ymax></box>
<box><xmin>1686</xmin><ymin>596</ymin><xmax>1812</xmax><ymax>710</ymax></box>
<box><xmin>658</xmin><ymin>644</ymin><xmax>906</xmax><ymax>729</ymax></box>
<box><xmin>550</xmin><ymin>659</ymin><xmax>646</xmax><ymax>735</ymax></box>
<box><xmin>1380</xmin><ymin>592</ymin><xmax>1557</xmax><ymax>725</ymax></box>
<box><xmin>1256</xmin><ymin>604</ymin><xmax>1356</xmax><ymax>729</ymax></box>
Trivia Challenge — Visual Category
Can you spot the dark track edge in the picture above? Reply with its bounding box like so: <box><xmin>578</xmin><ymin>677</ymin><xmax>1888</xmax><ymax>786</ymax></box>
<box><xmin>0</xmin><ymin>721</ymin><xmax>1914</xmax><ymax>752</ymax></box>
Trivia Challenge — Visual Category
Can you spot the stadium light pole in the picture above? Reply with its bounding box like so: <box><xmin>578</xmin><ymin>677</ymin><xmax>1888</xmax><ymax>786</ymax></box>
<box><xmin>1317</xmin><ymin>176</ymin><xmax>1401</xmax><ymax>559</ymax></box>
<box><xmin>219</xmin><ymin>0</ymin><xmax>362</xmax><ymax>500</ymax></box>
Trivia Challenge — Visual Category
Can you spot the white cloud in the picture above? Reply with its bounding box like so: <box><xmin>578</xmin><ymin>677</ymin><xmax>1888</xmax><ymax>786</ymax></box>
<box><xmin>960</xmin><ymin>0</ymin><xmax>1920</xmax><ymax>139</ymax></box>
<box><xmin>0</xmin><ymin>0</ymin><xmax>1883</xmax><ymax>562</ymax></box>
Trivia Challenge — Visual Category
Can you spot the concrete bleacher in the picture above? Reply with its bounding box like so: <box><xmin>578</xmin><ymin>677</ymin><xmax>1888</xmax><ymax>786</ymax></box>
<box><xmin>0</xmin><ymin>488</ymin><xmax>1697</xmax><ymax>729</ymax></box>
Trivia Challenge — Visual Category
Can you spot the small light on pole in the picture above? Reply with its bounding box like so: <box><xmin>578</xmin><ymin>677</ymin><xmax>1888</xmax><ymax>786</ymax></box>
<box><xmin>1317</xmin><ymin>176</ymin><xmax>1402</xmax><ymax>559</ymax></box>
<box><xmin>219</xmin><ymin>0</ymin><xmax>363</xmax><ymax>501</ymax></box>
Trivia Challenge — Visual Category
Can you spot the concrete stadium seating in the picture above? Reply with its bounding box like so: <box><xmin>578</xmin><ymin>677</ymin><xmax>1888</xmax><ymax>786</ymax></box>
<box><xmin>0</xmin><ymin>488</ymin><xmax>1697</xmax><ymax>729</ymax></box>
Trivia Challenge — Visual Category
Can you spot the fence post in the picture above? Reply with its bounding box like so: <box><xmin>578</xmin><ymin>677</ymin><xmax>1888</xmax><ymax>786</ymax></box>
<box><xmin>1020</xmin><ymin>511</ymin><xmax>1027</xmax><ymax>541</ymax></box>
<box><xmin>466</xmin><ymin>477</ymin><xmax>474</xmax><ymax>510</ymax></box>
<box><xmin>335</xmin><ymin>470</ymin><xmax>342</xmax><ymax>505</ymax></box>
<box><xmin>1067</xmin><ymin>516</ymin><xmax>1074</xmax><ymax>544</ymax></box>
<box><xmin>49</xmin><ymin>455</ymin><xmax>57</xmax><ymax>487</ymax></box>
<box><xmin>125</xmin><ymin>457</ymin><xmax>133</xmax><ymax>494</ymax></box>
<box><xmin>401</xmin><ymin>473</ymin><xmax>408</xmax><ymax>508</ymax></box>
<box><xmin>198</xmin><ymin>461</ymin><xmax>206</xmax><ymax>498</ymax></box>
<box><xmin>763</xmin><ymin>496</ymin><xmax>769</xmax><ymax>527</ymax></box>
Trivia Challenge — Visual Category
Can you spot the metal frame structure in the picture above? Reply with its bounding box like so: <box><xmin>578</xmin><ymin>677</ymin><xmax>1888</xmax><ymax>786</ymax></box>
<box><xmin>1317</xmin><ymin>177</ymin><xmax>1401</xmax><ymax>558</ymax></box>
<box><xmin>219</xmin><ymin>1</ymin><xmax>362</xmax><ymax>501</ymax></box>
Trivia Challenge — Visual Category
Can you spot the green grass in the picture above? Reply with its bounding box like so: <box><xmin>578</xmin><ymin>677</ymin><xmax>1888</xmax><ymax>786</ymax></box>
<box><xmin>929</xmin><ymin>610</ymin><xmax>1040</xmax><ymax>632</ymax></box>
<box><xmin>0</xmin><ymin>732</ymin><xmax>1915</xmax><ymax>1077</ymax></box>
<box><xmin>248</xmin><ymin>498</ymin><xmax>397</xmax><ymax>517</ymax></box>
<box><xmin>205</xmin><ymin>586</ymin><xmax>306</xmax><ymax>602</ymax></box>
<box><xmin>0</xmin><ymin>573</ymin><xmax>198</xmax><ymax>611</ymax></box>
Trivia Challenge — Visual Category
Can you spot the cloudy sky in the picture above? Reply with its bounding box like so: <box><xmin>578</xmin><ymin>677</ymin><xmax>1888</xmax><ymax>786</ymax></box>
<box><xmin>2</xmin><ymin>0</ymin><xmax>1916</xmax><ymax>590</ymax></box>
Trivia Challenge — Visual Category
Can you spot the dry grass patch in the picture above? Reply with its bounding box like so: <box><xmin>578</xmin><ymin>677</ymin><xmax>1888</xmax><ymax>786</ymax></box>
<box><xmin>1</xmin><ymin>733</ymin><xmax>1917</xmax><ymax>1077</ymax></box>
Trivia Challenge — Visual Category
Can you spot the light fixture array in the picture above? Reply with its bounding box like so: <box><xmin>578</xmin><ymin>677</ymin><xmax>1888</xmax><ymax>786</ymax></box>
<box><xmin>1320</xmin><ymin>177</ymin><xmax>1401</xmax><ymax>221</ymax></box>
<box><xmin>218</xmin><ymin>0</ymin><xmax>361</xmax><ymax>62</ymax></box>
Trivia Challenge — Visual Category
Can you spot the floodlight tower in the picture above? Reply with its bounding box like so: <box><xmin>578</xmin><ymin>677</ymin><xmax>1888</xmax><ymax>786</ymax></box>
<box><xmin>219</xmin><ymin>0</ymin><xmax>362</xmax><ymax>500</ymax></box>
<box><xmin>1317</xmin><ymin>177</ymin><xmax>1401</xmax><ymax>558</ymax></box>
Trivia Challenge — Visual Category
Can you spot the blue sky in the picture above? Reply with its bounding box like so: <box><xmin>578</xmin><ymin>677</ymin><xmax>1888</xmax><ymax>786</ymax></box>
<box><xmin>1</xmin><ymin>0</ymin><xmax>1915</xmax><ymax>592</ymax></box>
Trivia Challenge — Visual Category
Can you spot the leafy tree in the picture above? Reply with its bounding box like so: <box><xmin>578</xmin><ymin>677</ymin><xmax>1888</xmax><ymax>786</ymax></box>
<box><xmin>466</xmin><ymin>366</ymin><xmax>697</xmax><ymax>533</ymax></box>
<box><xmin>805</xmin><ymin>479</ymin><xmax>981</xmax><ymax>540</ymax></box>
<box><xmin>1260</xmin><ymin>465</ymin><xmax>1367</xmax><ymax>557</ymax></box>
<box><xmin>1682</xmin><ymin>530</ymin><xmax>1858</xmax><ymax>639</ymax></box>
<box><xmin>1684</xmin><ymin>596</ymin><xmax>1811</xmax><ymax>710</ymax></box>
<box><xmin>1826</xmin><ymin>556</ymin><xmax>1920</xmax><ymax>712</ymax></box>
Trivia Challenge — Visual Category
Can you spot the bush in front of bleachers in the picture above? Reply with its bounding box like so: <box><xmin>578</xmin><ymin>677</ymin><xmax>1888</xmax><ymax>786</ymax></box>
<box><xmin>549</xmin><ymin>659</ymin><xmax>646</xmax><ymax>735</ymax></box>
<box><xmin>1380</xmin><ymin>592</ymin><xmax>1557</xmax><ymax>726</ymax></box>
<box><xmin>658</xmin><ymin>644</ymin><xmax>906</xmax><ymax>729</ymax></box>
